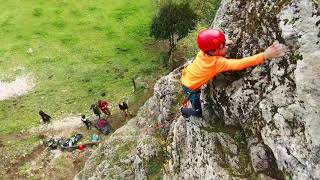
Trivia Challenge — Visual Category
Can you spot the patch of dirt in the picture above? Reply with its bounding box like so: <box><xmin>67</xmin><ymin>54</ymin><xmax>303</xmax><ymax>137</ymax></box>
<box><xmin>30</xmin><ymin>116</ymin><xmax>84</xmax><ymax>136</ymax></box>
<box><xmin>0</xmin><ymin>139</ymin><xmax>4</xmax><ymax>148</ymax></box>
<box><xmin>19</xmin><ymin>146</ymin><xmax>95</xmax><ymax>180</ymax></box>
<box><xmin>1</xmin><ymin>126</ymin><xmax>101</xmax><ymax>179</ymax></box>
<box><xmin>1</xmin><ymin>112</ymin><xmax>122</xmax><ymax>179</ymax></box>
<box><xmin>0</xmin><ymin>75</ymin><xmax>35</xmax><ymax>101</ymax></box>
<box><xmin>7</xmin><ymin>144</ymin><xmax>46</xmax><ymax>178</ymax></box>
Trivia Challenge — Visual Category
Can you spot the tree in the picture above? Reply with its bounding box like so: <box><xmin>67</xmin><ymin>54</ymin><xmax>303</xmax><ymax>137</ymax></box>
<box><xmin>190</xmin><ymin>0</ymin><xmax>221</xmax><ymax>24</ymax></box>
<box><xmin>150</xmin><ymin>2</ymin><xmax>197</xmax><ymax>56</ymax></box>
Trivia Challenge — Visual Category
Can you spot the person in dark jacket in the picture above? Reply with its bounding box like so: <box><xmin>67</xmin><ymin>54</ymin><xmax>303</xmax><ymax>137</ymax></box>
<box><xmin>90</xmin><ymin>104</ymin><xmax>101</xmax><ymax>118</ymax></box>
<box><xmin>81</xmin><ymin>115</ymin><xmax>92</xmax><ymax>130</ymax></box>
<box><xmin>39</xmin><ymin>110</ymin><xmax>51</xmax><ymax>123</ymax></box>
<box><xmin>118</xmin><ymin>101</ymin><xmax>129</xmax><ymax>117</ymax></box>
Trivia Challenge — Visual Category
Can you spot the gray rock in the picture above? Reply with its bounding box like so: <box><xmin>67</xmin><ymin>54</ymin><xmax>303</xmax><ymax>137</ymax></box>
<box><xmin>250</xmin><ymin>143</ymin><xmax>270</xmax><ymax>172</ymax></box>
<box><xmin>210</xmin><ymin>0</ymin><xmax>320</xmax><ymax>179</ymax></box>
<box><xmin>258</xmin><ymin>173</ymin><xmax>276</xmax><ymax>180</ymax></box>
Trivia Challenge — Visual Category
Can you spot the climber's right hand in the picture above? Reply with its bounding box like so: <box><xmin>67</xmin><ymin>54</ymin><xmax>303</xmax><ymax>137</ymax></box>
<box><xmin>264</xmin><ymin>41</ymin><xmax>285</xmax><ymax>60</ymax></box>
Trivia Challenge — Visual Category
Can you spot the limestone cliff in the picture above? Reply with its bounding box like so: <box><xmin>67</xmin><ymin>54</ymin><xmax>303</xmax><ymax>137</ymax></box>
<box><xmin>75</xmin><ymin>0</ymin><xmax>320</xmax><ymax>179</ymax></box>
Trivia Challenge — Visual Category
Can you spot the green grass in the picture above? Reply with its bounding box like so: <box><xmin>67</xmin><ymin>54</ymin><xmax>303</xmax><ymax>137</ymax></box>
<box><xmin>0</xmin><ymin>0</ymin><xmax>167</xmax><ymax>133</ymax></box>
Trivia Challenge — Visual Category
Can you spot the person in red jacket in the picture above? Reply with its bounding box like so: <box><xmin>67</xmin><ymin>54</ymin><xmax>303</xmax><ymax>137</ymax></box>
<box><xmin>98</xmin><ymin>99</ymin><xmax>111</xmax><ymax>116</ymax></box>
<box><xmin>181</xmin><ymin>28</ymin><xmax>285</xmax><ymax>118</ymax></box>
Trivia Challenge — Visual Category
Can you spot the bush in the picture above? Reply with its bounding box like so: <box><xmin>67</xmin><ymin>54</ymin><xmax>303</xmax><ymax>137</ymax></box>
<box><xmin>150</xmin><ymin>2</ymin><xmax>197</xmax><ymax>56</ymax></box>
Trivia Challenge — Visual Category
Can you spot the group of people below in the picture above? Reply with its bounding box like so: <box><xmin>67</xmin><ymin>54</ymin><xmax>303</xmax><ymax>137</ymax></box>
<box><xmin>83</xmin><ymin>99</ymin><xmax>130</xmax><ymax>130</ymax></box>
<box><xmin>39</xmin><ymin>99</ymin><xmax>130</xmax><ymax>131</ymax></box>
<box><xmin>89</xmin><ymin>99</ymin><xmax>129</xmax><ymax>118</ymax></box>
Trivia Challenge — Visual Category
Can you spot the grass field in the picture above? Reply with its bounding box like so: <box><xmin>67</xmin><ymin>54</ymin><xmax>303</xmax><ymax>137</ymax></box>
<box><xmin>0</xmin><ymin>0</ymin><xmax>167</xmax><ymax>133</ymax></box>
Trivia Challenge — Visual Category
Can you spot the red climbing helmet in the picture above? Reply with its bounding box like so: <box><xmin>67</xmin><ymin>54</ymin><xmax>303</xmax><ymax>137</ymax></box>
<box><xmin>197</xmin><ymin>29</ymin><xmax>226</xmax><ymax>53</ymax></box>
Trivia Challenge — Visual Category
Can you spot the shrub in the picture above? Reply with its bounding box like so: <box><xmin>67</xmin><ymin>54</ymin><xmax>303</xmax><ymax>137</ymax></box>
<box><xmin>150</xmin><ymin>2</ymin><xmax>197</xmax><ymax>56</ymax></box>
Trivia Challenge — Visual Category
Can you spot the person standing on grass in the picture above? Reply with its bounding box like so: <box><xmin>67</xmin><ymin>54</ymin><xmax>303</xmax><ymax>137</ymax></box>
<box><xmin>98</xmin><ymin>99</ymin><xmax>111</xmax><ymax>116</ymax></box>
<box><xmin>39</xmin><ymin>110</ymin><xmax>51</xmax><ymax>123</ymax></box>
<box><xmin>180</xmin><ymin>28</ymin><xmax>285</xmax><ymax>118</ymax></box>
<box><xmin>81</xmin><ymin>114</ymin><xmax>92</xmax><ymax>130</ymax></box>
<box><xmin>90</xmin><ymin>104</ymin><xmax>101</xmax><ymax>118</ymax></box>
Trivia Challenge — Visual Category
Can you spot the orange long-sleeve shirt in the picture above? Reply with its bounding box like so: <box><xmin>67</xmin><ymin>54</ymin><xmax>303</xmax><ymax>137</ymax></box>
<box><xmin>181</xmin><ymin>51</ymin><xmax>266</xmax><ymax>90</ymax></box>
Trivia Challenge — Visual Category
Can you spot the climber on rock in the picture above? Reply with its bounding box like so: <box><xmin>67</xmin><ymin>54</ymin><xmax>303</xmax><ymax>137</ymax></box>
<box><xmin>180</xmin><ymin>28</ymin><xmax>285</xmax><ymax>118</ymax></box>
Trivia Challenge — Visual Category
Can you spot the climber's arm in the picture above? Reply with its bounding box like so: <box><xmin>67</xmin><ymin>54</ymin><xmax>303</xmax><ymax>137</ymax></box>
<box><xmin>219</xmin><ymin>53</ymin><xmax>266</xmax><ymax>72</ymax></box>
<box><xmin>219</xmin><ymin>41</ymin><xmax>285</xmax><ymax>72</ymax></box>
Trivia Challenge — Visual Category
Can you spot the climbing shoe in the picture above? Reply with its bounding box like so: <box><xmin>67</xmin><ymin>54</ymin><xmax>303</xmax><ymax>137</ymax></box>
<box><xmin>180</xmin><ymin>107</ymin><xmax>189</xmax><ymax>118</ymax></box>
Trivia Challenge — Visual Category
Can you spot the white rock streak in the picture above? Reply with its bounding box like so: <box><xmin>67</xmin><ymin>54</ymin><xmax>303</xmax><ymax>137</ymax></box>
<box><xmin>0</xmin><ymin>75</ymin><xmax>35</xmax><ymax>101</ymax></box>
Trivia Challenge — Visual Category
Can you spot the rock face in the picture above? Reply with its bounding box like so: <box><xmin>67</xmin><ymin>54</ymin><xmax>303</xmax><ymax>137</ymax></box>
<box><xmin>76</xmin><ymin>0</ymin><xmax>320</xmax><ymax>179</ymax></box>
<box><xmin>210</xmin><ymin>0</ymin><xmax>320</xmax><ymax>179</ymax></box>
